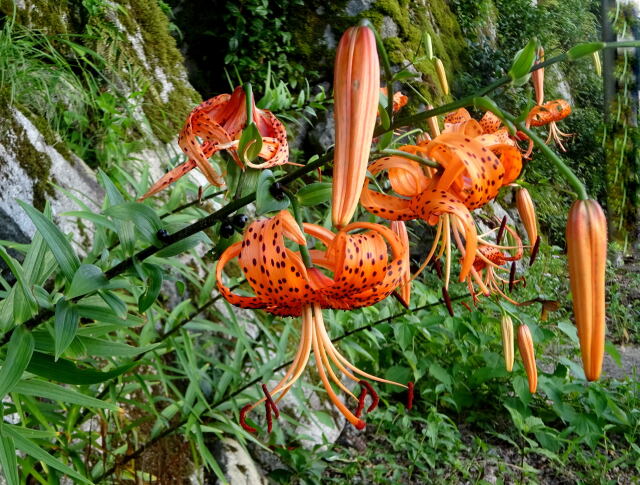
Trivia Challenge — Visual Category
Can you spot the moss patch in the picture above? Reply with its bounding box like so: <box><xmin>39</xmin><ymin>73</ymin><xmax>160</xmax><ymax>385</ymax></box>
<box><xmin>110</xmin><ymin>0</ymin><xmax>200</xmax><ymax>142</ymax></box>
<box><xmin>0</xmin><ymin>91</ymin><xmax>55</xmax><ymax>210</ymax></box>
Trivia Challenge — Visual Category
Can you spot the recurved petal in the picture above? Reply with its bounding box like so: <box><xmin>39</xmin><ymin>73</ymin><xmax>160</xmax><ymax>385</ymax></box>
<box><xmin>237</xmin><ymin>212</ymin><xmax>313</xmax><ymax>308</ymax></box>
<box><xmin>526</xmin><ymin>99</ymin><xmax>571</xmax><ymax>126</ymax></box>
<box><xmin>391</xmin><ymin>221</ymin><xmax>411</xmax><ymax>307</ymax></box>
<box><xmin>369</xmin><ymin>151</ymin><xmax>430</xmax><ymax>197</ymax></box>
<box><xmin>216</xmin><ymin>242</ymin><xmax>265</xmax><ymax>310</ymax></box>
<box><xmin>138</xmin><ymin>159</ymin><xmax>197</xmax><ymax>201</ymax></box>
<box><xmin>479</xmin><ymin>111</ymin><xmax>503</xmax><ymax>134</ymax></box>
<box><xmin>360</xmin><ymin>183</ymin><xmax>416</xmax><ymax>221</ymax></box>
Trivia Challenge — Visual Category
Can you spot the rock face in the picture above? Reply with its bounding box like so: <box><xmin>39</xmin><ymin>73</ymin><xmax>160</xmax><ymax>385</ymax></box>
<box><xmin>213</xmin><ymin>438</ymin><xmax>268</xmax><ymax>485</ymax></box>
<box><xmin>0</xmin><ymin>0</ymin><xmax>201</xmax><ymax>246</ymax></box>
<box><xmin>0</xmin><ymin>104</ymin><xmax>103</xmax><ymax>247</ymax></box>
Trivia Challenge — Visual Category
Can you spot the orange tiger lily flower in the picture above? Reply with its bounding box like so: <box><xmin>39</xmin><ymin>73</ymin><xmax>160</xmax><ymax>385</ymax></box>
<box><xmin>216</xmin><ymin>211</ymin><xmax>409</xmax><ymax>430</ymax></box>
<box><xmin>524</xmin><ymin>99</ymin><xmax>573</xmax><ymax>154</ymax></box>
<box><xmin>566</xmin><ymin>199</ymin><xmax>607</xmax><ymax>381</ymax></box>
<box><xmin>332</xmin><ymin>25</ymin><xmax>380</xmax><ymax>229</ymax></box>
<box><xmin>139</xmin><ymin>86</ymin><xmax>289</xmax><ymax>199</ymax></box>
<box><xmin>361</xmin><ymin>129</ymin><xmax>521</xmax><ymax>284</ymax></box>
<box><xmin>380</xmin><ymin>87</ymin><xmax>408</xmax><ymax>112</ymax></box>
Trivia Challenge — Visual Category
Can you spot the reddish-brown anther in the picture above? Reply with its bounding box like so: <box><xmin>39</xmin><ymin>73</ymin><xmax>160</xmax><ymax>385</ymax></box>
<box><xmin>262</xmin><ymin>384</ymin><xmax>280</xmax><ymax>418</ymax></box>
<box><xmin>442</xmin><ymin>286</ymin><xmax>454</xmax><ymax>316</ymax></box>
<box><xmin>529</xmin><ymin>236</ymin><xmax>541</xmax><ymax>266</ymax></box>
<box><xmin>509</xmin><ymin>261</ymin><xmax>517</xmax><ymax>292</ymax></box>
<box><xmin>355</xmin><ymin>386</ymin><xmax>368</xmax><ymax>418</ymax></box>
<box><xmin>496</xmin><ymin>216</ymin><xmax>508</xmax><ymax>245</ymax></box>
<box><xmin>240</xmin><ymin>404</ymin><xmax>257</xmax><ymax>433</ymax></box>
<box><xmin>359</xmin><ymin>380</ymin><xmax>380</xmax><ymax>413</ymax></box>
<box><xmin>407</xmin><ymin>382</ymin><xmax>415</xmax><ymax>410</ymax></box>
<box><xmin>265</xmin><ymin>402</ymin><xmax>273</xmax><ymax>433</ymax></box>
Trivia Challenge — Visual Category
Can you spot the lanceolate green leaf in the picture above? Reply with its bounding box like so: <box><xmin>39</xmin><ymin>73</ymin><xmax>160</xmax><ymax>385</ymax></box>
<box><xmin>0</xmin><ymin>434</ymin><xmax>19</xmax><ymax>485</ymax></box>
<box><xmin>17</xmin><ymin>201</ymin><xmax>80</xmax><ymax>282</ymax></box>
<box><xmin>0</xmin><ymin>245</ymin><xmax>37</xmax><ymax>322</ymax></box>
<box><xmin>0</xmin><ymin>326</ymin><xmax>35</xmax><ymax>400</ymax></box>
<box><xmin>54</xmin><ymin>299</ymin><xmax>79</xmax><ymax>360</ymax></box>
<box><xmin>138</xmin><ymin>263</ymin><xmax>163</xmax><ymax>312</ymax></box>
<box><xmin>104</xmin><ymin>202</ymin><xmax>163</xmax><ymax>245</ymax></box>
<box><xmin>5</xmin><ymin>426</ymin><xmax>92</xmax><ymax>484</ymax></box>
<box><xmin>26</xmin><ymin>352</ymin><xmax>136</xmax><ymax>385</ymax></box>
<box><xmin>297</xmin><ymin>182</ymin><xmax>332</xmax><ymax>207</ymax></box>
<box><xmin>13</xmin><ymin>379</ymin><xmax>119</xmax><ymax>411</ymax></box>
<box><xmin>255</xmin><ymin>169</ymin><xmax>289</xmax><ymax>215</ymax></box>
<box><xmin>67</xmin><ymin>264</ymin><xmax>110</xmax><ymax>299</ymax></box>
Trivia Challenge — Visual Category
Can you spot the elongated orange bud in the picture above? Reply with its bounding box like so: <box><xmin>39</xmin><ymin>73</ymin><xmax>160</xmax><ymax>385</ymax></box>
<box><xmin>515</xmin><ymin>187</ymin><xmax>538</xmax><ymax>246</ymax></box>
<box><xmin>566</xmin><ymin>199</ymin><xmax>607</xmax><ymax>381</ymax></box>
<box><xmin>517</xmin><ymin>324</ymin><xmax>537</xmax><ymax>393</ymax></box>
<box><xmin>501</xmin><ymin>315</ymin><xmax>515</xmax><ymax>372</ymax></box>
<box><xmin>434</xmin><ymin>58</ymin><xmax>449</xmax><ymax>96</ymax></box>
<box><xmin>332</xmin><ymin>25</ymin><xmax>380</xmax><ymax>229</ymax></box>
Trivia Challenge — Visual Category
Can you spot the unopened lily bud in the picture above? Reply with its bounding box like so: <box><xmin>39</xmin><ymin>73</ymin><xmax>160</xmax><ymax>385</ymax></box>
<box><xmin>532</xmin><ymin>47</ymin><xmax>545</xmax><ymax>105</ymax></box>
<box><xmin>501</xmin><ymin>315</ymin><xmax>515</xmax><ymax>372</ymax></box>
<box><xmin>592</xmin><ymin>52</ymin><xmax>602</xmax><ymax>76</ymax></box>
<box><xmin>515</xmin><ymin>187</ymin><xmax>538</xmax><ymax>247</ymax></box>
<box><xmin>566</xmin><ymin>199</ymin><xmax>607</xmax><ymax>381</ymax></box>
<box><xmin>332</xmin><ymin>25</ymin><xmax>380</xmax><ymax>229</ymax></box>
<box><xmin>434</xmin><ymin>58</ymin><xmax>449</xmax><ymax>96</ymax></box>
<box><xmin>517</xmin><ymin>324</ymin><xmax>537</xmax><ymax>393</ymax></box>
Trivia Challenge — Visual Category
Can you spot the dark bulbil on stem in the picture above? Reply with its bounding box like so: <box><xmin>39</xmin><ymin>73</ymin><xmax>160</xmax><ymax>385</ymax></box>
<box><xmin>269</xmin><ymin>182</ymin><xmax>286</xmax><ymax>200</ymax></box>
<box><xmin>219</xmin><ymin>220</ymin><xmax>235</xmax><ymax>239</ymax></box>
<box><xmin>231</xmin><ymin>213</ymin><xmax>248</xmax><ymax>229</ymax></box>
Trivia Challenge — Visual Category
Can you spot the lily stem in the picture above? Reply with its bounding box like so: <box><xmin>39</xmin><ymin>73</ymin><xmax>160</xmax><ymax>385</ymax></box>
<box><xmin>285</xmin><ymin>190</ymin><xmax>314</xmax><ymax>268</ymax></box>
<box><xmin>377</xmin><ymin>148</ymin><xmax>440</xmax><ymax>169</ymax></box>
<box><xmin>244</xmin><ymin>82</ymin><xmax>253</xmax><ymax>123</ymax></box>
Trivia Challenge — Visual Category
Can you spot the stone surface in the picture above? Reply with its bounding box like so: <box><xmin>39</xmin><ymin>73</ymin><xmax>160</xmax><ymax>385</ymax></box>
<box><xmin>0</xmin><ymin>106</ymin><xmax>103</xmax><ymax>248</ymax></box>
<box><xmin>213</xmin><ymin>437</ymin><xmax>268</xmax><ymax>485</ymax></box>
<box><xmin>345</xmin><ymin>0</ymin><xmax>375</xmax><ymax>16</ymax></box>
<box><xmin>380</xmin><ymin>16</ymin><xmax>399</xmax><ymax>39</ymax></box>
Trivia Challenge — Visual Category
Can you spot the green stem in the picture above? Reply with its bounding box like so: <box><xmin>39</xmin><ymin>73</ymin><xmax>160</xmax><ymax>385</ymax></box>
<box><xmin>244</xmin><ymin>82</ymin><xmax>253</xmax><ymax>124</ymax></box>
<box><xmin>518</xmin><ymin>124</ymin><xmax>589</xmax><ymax>200</ymax></box>
<box><xmin>376</xmin><ymin>148</ymin><xmax>440</xmax><ymax>169</ymax></box>
<box><xmin>285</xmin><ymin>190</ymin><xmax>314</xmax><ymax>268</ymax></box>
